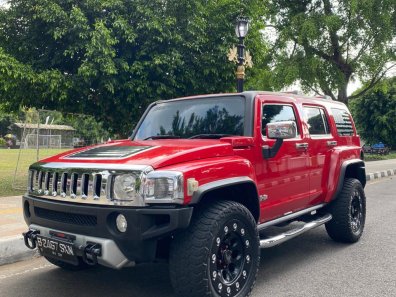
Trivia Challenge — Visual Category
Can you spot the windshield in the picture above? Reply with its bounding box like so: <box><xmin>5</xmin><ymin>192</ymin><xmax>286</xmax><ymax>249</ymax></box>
<box><xmin>134</xmin><ymin>96</ymin><xmax>245</xmax><ymax>140</ymax></box>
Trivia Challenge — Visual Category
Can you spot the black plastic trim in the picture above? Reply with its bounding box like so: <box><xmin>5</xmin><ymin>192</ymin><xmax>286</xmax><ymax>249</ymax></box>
<box><xmin>23</xmin><ymin>195</ymin><xmax>193</xmax><ymax>263</ymax></box>
<box><xmin>332</xmin><ymin>159</ymin><xmax>366</xmax><ymax>201</ymax></box>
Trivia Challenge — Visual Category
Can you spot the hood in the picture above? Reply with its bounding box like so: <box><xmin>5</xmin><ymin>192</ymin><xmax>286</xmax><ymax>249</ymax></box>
<box><xmin>39</xmin><ymin>139</ymin><xmax>236</xmax><ymax>169</ymax></box>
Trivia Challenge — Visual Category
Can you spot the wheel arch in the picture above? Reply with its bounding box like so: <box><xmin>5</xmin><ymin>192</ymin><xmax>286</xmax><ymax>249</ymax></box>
<box><xmin>190</xmin><ymin>177</ymin><xmax>260</xmax><ymax>222</ymax></box>
<box><xmin>331</xmin><ymin>159</ymin><xmax>366</xmax><ymax>201</ymax></box>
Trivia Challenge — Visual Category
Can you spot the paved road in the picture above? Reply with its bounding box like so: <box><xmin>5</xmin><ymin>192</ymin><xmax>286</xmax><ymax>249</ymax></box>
<box><xmin>365</xmin><ymin>159</ymin><xmax>396</xmax><ymax>172</ymax></box>
<box><xmin>1</xmin><ymin>177</ymin><xmax>395</xmax><ymax>297</ymax></box>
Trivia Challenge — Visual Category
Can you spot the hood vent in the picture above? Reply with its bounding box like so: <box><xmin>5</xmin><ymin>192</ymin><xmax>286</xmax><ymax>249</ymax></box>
<box><xmin>64</xmin><ymin>145</ymin><xmax>152</xmax><ymax>159</ymax></box>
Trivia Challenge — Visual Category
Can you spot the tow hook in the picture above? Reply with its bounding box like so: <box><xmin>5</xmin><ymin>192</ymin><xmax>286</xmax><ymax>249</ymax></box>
<box><xmin>22</xmin><ymin>229</ymin><xmax>40</xmax><ymax>249</ymax></box>
<box><xmin>82</xmin><ymin>243</ymin><xmax>102</xmax><ymax>265</ymax></box>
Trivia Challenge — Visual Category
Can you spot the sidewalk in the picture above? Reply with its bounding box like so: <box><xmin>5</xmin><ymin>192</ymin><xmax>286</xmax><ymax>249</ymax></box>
<box><xmin>0</xmin><ymin>160</ymin><xmax>395</xmax><ymax>266</ymax></box>
<box><xmin>0</xmin><ymin>196</ymin><xmax>39</xmax><ymax>265</ymax></box>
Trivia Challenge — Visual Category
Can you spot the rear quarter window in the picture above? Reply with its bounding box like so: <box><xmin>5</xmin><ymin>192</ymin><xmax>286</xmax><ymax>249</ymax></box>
<box><xmin>331</xmin><ymin>108</ymin><xmax>354</xmax><ymax>136</ymax></box>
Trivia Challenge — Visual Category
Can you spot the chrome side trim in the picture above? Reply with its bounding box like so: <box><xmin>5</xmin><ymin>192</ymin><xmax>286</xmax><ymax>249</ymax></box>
<box><xmin>260</xmin><ymin>214</ymin><xmax>332</xmax><ymax>248</ymax></box>
<box><xmin>257</xmin><ymin>204</ymin><xmax>326</xmax><ymax>231</ymax></box>
<box><xmin>30</xmin><ymin>224</ymin><xmax>135</xmax><ymax>269</ymax></box>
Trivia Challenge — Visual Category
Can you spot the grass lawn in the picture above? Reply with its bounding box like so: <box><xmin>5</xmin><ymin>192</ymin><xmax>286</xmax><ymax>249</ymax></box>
<box><xmin>0</xmin><ymin>148</ymin><xmax>67</xmax><ymax>197</ymax></box>
<box><xmin>364</xmin><ymin>151</ymin><xmax>396</xmax><ymax>161</ymax></box>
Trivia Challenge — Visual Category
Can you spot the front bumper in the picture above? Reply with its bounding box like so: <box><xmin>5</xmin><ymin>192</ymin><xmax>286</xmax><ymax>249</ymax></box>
<box><xmin>22</xmin><ymin>195</ymin><xmax>193</xmax><ymax>266</ymax></box>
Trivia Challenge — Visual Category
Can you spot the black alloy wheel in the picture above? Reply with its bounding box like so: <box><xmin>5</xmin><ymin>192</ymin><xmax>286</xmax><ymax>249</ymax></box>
<box><xmin>209</xmin><ymin>219</ymin><xmax>252</xmax><ymax>296</ymax></box>
<box><xmin>325</xmin><ymin>178</ymin><xmax>366</xmax><ymax>243</ymax></box>
<box><xmin>169</xmin><ymin>201</ymin><xmax>260</xmax><ymax>297</ymax></box>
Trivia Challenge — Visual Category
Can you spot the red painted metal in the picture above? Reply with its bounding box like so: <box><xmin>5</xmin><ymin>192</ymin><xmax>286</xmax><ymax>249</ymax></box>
<box><xmin>38</xmin><ymin>92</ymin><xmax>362</xmax><ymax>225</ymax></box>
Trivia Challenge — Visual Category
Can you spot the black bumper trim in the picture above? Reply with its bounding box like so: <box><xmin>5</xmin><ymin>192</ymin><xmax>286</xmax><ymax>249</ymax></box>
<box><xmin>23</xmin><ymin>195</ymin><xmax>193</xmax><ymax>263</ymax></box>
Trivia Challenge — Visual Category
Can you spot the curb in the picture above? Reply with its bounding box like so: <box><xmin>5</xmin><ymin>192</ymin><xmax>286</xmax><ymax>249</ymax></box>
<box><xmin>0</xmin><ymin>235</ymin><xmax>40</xmax><ymax>266</ymax></box>
<box><xmin>366</xmin><ymin>169</ymin><xmax>396</xmax><ymax>181</ymax></box>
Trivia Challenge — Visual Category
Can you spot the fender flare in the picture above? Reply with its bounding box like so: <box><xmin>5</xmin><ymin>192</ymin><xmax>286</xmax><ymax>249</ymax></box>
<box><xmin>331</xmin><ymin>159</ymin><xmax>366</xmax><ymax>201</ymax></box>
<box><xmin>190</xmin><ymin>177</ymin><xmax>260</xmax><ymax>221</ymax></box>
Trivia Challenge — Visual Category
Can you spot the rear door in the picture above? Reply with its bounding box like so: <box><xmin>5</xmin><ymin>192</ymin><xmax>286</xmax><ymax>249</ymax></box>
<box><xmin>302</xmin><ymin>105</ymin><xmax>334</xmax><ymax>203</ymax></box>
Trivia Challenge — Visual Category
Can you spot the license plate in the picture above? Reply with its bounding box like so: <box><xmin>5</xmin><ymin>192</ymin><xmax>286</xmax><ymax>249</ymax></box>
<box><xmin>36</xmin><ymin>235</ymin><xmax>78</xmax><ymax>264</ymax></box>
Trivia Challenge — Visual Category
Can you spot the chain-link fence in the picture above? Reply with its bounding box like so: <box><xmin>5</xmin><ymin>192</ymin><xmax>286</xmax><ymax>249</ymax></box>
<box><xmin>2</xmin><ymin>108</ymin><xmax>111</xmax><ymax>191</ymax></box>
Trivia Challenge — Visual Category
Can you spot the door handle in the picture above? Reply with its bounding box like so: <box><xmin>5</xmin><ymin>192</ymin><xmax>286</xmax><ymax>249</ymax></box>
<box><xmin>327</xmin><ymin>141</ymin><xmax>337</xmax><ymax>147</ymax></box>
<box><xmin>296</xmin><ymin>143</ymin><xmax>309</xmax><ymax>149</ymax></box>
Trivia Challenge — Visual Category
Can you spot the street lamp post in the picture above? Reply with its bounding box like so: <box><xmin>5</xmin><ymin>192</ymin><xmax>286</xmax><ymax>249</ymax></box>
<box><xmin>235</xmin><ymin>17</ymin><xmax>249</xmax><ymax>92</ymax></box>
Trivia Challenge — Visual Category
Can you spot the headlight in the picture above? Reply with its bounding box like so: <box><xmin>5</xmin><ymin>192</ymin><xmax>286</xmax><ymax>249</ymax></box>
<box><xmin>112</xmin><ymin>173</ymin><xmax>143</xmax><ymax>205</ymax></box>
<box><xmin>143</xmin><ymin>171</ymin><xmax>184</xmax><ymax>204</ymax></box>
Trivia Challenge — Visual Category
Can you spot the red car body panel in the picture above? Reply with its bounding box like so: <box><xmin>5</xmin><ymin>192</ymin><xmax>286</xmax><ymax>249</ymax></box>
<box><xmin>36</xmin><ymin>92</ymin><xmax>362</xmax><ymax>225</ymax></box>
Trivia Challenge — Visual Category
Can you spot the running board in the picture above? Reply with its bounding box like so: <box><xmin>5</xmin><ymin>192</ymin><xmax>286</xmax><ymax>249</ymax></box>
<box><xmin>259</xmin><ymin>214</ymin><xmax>332</xmax><ymax>249</ymax></box>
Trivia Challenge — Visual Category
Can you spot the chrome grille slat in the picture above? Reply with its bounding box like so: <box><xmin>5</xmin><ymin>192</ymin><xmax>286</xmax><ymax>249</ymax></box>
<box><xmin>44</xmin><ymin>172</ymin><xmax>50</xmax><ymax>195</ymax></box>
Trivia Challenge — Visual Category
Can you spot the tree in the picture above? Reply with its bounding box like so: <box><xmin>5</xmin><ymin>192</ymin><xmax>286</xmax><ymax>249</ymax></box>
<box><xmin>263</xmin><ymin>0</ymin><xmax>396</xmax><ymax>103</ymax></box>
<box><xmin>0</xmin><ymin>0</ymin><xmax>268</xmax><ymax>136</ymax></box>
<box><xmin>350</xmin><ymin>77</ymin><xmax>396</xmax><ymax>148</ymax></box>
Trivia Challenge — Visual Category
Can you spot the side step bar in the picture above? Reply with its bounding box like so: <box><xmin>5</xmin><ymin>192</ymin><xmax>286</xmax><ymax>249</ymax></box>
<box><xmin>260</xmin><ymin>214</ymin><xmax>332</xmax><ymax>249</ymax></box>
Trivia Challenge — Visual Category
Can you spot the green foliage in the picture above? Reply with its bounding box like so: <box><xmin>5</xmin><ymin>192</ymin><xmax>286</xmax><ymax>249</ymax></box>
<box><xmin>0</xmin><ymin>0</ymin><xmax>268</xmax><ymax>136</ymax></box>
<box><xmin>0</xmin><ymin>111</ymin><xmax>17</xmax><ymax>137</ymax></box>
<box><xmin>263</xmin><ymin>0</ymin><xmax>396</xmax><ymax>103</ymax></box>
<box><xmin>0</xmin><ymin>137</ymin><xmax>6</xmax><ymax>147</ymax></box>
<box><xmin>350</xmin><ymin>77</ymin><xmax>396</xmax><ymax>148</ymax></box>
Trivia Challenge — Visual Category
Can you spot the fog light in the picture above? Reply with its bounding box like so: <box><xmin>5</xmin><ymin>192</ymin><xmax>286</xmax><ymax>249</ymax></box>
<box><xmin>116</xmin><ymin>214</ymin><xmax>127</xmax><ymax>233</ymax></box>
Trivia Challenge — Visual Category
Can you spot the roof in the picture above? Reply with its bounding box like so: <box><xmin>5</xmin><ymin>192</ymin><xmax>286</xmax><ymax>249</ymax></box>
<box><xmin>12</xmin><ymin>123</ymin><xmax>75</xmax><ymax>131</ymax></box>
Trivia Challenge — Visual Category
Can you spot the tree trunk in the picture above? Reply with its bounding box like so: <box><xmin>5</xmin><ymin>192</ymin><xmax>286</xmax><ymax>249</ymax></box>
<box><xmin>337</xmin><ymin>85</ymin><xmax>348</xmax><ymax>105</ymax></box>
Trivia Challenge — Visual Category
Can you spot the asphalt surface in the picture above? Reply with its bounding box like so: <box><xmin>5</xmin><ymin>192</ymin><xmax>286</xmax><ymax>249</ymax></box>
<box><xmin>0</xmin><ymin>177</ymin><xmax>395</xmax><ymax>297</ymax></box>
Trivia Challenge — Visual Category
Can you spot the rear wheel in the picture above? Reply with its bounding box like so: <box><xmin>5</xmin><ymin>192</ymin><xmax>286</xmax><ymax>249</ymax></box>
<box><xmin>325</xmin><ymin>178</ymin><xmax>366</xmax><ymax>243</ymax></box>
<box><xmin>169</xmin><ymin>201</ymin><xmax>260</xmax><ymax>297</ymax></box>
<box><xmin>44</xmin><ymin>256</ymin><xmax>90</xmax><ymax>271</ymax></box>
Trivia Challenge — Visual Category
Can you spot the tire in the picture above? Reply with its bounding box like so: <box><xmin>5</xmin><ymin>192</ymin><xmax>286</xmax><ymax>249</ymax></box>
<box><xmin>325</xmin><ymin>178</ymin><xmax>366</xmax><ymax>243</ymax></box>
<box><xmin>169</xmin><ymin>201</ymin><xmax>260</xmax><ymax>297</ymax></box>
<box><xmin>44</xmin><ymin>256</ymin><xmax>91</xmax><ymax>271</ymax></box>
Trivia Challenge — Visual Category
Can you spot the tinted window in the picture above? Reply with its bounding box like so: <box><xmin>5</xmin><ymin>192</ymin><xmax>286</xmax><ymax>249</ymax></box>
<box><xmin>134</xmin><ymin>96</ymin><xmax>245</xmax><ymax>139</ymax></box>
<box><xmin>303</xmin><ymin>107</ymin><xmax>330</xmax><ymax>135</ymax></box>
<box><xmin>331</xmin><ymin>108</ymin><xmax>354</xmax><ymax>136</ymax></box>
<box><xmin>262</xmin><ymin>105</ymin><xmax>299</xmax><ymax>136</ymax></box>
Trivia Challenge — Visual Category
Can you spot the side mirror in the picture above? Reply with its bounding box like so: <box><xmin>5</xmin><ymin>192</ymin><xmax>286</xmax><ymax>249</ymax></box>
<box><xmin>263</xmin><ymin>121</ymin><xmax>297</xmax><ymax>159</ymax></box>
<box><xmin>266</xmin><ymin>121</ymin><xmax>297</xmax><ymax>139</ymax></box>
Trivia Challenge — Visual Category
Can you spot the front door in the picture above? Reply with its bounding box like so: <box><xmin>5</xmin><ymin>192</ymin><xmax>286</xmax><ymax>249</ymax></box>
<box><xmin>256</xmin><ymin>100</ymin><xmax>311</xmax><ymax>223</ymax></box>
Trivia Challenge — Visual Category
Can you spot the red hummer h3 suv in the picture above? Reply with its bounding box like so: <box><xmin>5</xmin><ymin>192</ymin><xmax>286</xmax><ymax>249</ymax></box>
<box><xmin>23</xmin><ymin>91</ymin><xmax>366</xmax><ymax>297</ymax></box>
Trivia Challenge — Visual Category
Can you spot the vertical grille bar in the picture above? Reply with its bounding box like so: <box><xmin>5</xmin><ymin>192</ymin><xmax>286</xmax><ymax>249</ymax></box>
<box><xmin>70</xmin><ymin>173</ymin><xmax>78</xmax><ymax>198</ymax></box>
<box><xmin>37</xmin><ymin>171</ymin><xmax>43</xmax><ymax>194</ymax></box>
<box><xmin>52</xmin><ymin>172</ymin><xmax>59</xmax><ymax>196</ymax></box>
<box><xmin>60</xmin><ymin>173</ymin><xmax>67</xmax><ymax>198</ymax></box>
<box><xmin>81</xmin><ymin>174</ymin><xmax>89</xmax><ymax>199</ymax></box>
<box><xmin>93</xmin><ymin>174</ymin><xmax>102</xmax><ymax>200</ymax></box>
<box><xmin>44</xmin><ymin>172</ymin><xmax>50</xmax><ymax>195</ymax></box>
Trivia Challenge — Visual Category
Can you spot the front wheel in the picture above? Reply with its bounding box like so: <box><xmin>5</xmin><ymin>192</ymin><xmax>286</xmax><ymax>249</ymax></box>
<box><xmin>325</xmin><ymin>178</ymin><xmax>366</xmax><ymax>243</ymax></box>
<box><xmin>169</xmin><ymin>201</ymin><xmax>260</xmax><ymax>297</ymax></box>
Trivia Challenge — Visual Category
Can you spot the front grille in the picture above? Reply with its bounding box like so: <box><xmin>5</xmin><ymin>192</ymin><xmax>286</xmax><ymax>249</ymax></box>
<box><xmin>27</xmin><ymin>164</ymin><xmax>149</xmax><ymax>206</ymax></box>
<box><xmin>35</xmin><ymin>207</ymin><xmax>97</xmax><ymax>226</ymax></box>
<box><xmin>28</xmin><ymin>169</ymin><xmax>108</xmax><ymax>203</ymax></box>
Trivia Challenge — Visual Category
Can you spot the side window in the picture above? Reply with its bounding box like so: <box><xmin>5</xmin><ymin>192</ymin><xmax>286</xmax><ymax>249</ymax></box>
<box><xmin>262</xmin><ymin>104</ymin><xmax>299</xmax><ymax>136</ymax></box>
<box><xmin>331</xmin><ymin>108</ymin><xmax>354</xmax><ymax>136</ymax></box>
<box><xmin>303</xmin><ymin>106</ymin><xmax>330</xmax><ymax>135</ymax></box>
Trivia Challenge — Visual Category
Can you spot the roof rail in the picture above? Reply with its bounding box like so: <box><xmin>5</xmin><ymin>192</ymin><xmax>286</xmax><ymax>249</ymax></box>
<box><xmin>315</xmin><ymin>95</ymin><xmax>332</xmax><ymax>100</ymax></box>
<box><xmin>282</xmin><ymin>90</ymin><xmax>303</xmax><ymax>95</ymax></box>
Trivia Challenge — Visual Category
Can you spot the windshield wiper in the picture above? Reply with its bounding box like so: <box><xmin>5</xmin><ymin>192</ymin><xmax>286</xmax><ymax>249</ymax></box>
<box><xmin>143</xmin><ymin>135</ymin><xmax>181</xmax><ymax>140</ymax></box>
<box><xmin>188</xmin><ymin>134</ymin><xmax>233</xmax><ymax>139</ymax></box>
